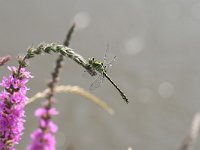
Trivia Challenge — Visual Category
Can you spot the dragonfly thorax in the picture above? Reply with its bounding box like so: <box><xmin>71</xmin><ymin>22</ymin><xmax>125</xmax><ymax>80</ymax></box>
<box><xmin>88</xmin><ymin>57</ymin><xmax>106</xmax><ymax>74</ymax></box>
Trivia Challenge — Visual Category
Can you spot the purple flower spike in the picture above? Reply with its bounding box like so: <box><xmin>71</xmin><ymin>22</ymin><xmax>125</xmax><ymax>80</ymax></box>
<box><xmin>27</xmin><ymin>107</ymin><xmax>59</xmax><ymax>150</ymax></box>
<box><xmin>0</xmin><ymin>66</ymin><xmax>32</xmax><ymax>149</ymax></box>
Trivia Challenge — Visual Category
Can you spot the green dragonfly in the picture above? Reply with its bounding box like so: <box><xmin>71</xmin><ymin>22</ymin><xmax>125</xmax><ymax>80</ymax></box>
<box><xmin>87</xmin><ymin>54</ymin><xmax>129</xmax><ymax>103</ymax></box>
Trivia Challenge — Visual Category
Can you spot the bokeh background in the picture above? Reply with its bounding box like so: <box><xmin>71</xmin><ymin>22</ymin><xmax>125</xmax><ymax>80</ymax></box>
<box><xmin>0</xmin><ymin>0</ymin><xmax>200</xmax><ymax>150</ymax></box>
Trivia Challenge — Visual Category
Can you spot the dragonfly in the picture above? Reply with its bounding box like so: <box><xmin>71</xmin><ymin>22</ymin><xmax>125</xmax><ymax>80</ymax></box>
<box><xmin>87</xmin><ymin>52</ymin><xmax>129</xmax><ymax>103</ymax></box>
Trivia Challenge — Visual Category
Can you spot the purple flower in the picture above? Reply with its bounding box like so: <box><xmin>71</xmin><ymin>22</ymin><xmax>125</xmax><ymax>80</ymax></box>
<box><xmin>27</xmin><ymin>128</ymin><xmax>56</xmax><ymax>150</ymax></box>
<box><xmin>0</xmin><ymin>66</ymin><xmax>32</xmax><ymax>149</ymax></box>
<box><xmin>0</xmin><ymin>91</ymin><xmax>9</xmax><ymax>100</ymax></box>
<box><xmin>27</xmin><ymin>107</ymin><xmax>58</xmax><ymax>150</ymax></box>
<box><xmin>35</xmin><ymin>107</ymin><xmax>59</xmax><ymax>117</ymax></box>
<box><xmin>0</xmin><ymin>76</ymin><xmax>14</xmax><ymax>89</ymax></box>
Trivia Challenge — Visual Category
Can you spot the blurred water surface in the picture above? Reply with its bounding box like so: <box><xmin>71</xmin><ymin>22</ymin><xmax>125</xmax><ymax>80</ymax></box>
<box><xmin>0</xmin><ymin>0</ymin><xmax>200</xmax><ymax>150</ymax></box>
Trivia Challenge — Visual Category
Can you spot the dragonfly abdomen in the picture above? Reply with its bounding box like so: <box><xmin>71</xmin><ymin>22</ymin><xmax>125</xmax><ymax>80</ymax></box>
<box><xmin>104</xmin><ymin>73</ymin><xmax>129</xmax><ymax>103</ymax></box>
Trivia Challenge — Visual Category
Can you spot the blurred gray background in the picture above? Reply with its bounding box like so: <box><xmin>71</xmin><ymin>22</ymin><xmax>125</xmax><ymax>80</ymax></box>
<box><xmin>0</xmin><ymin>0</ymin><xmax>200</xmax><ymax>150</ymax></box>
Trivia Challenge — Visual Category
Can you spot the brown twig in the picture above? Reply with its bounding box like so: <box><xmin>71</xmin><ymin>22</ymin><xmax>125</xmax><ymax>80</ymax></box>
<box><xmin>0</xmin><ymin>55</ymin><xmax>11</xmax><ymax>66</ymax></box>
<box><xmin>45</xmin><ymin>23</ymin><xmax>75</xmax><ymax>109</ymax></box>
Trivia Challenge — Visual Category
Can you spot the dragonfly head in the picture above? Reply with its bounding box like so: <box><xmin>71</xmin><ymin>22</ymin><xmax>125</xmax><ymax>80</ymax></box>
<box><xmin>88</xmin><ymin>57</ymin><xmax>95</xmax><ymax>65</ymax></box>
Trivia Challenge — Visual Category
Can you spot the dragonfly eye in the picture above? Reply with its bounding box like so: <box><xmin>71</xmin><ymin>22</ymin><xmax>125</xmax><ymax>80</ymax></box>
<box><xmin>88</xmin><ymin>58</ymin><xmax>92</xmax><ymax>62</ymax></box>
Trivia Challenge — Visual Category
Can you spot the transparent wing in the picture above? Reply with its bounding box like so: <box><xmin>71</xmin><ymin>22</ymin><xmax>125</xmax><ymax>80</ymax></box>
<box><xmin>82</xmin><ymin>70</ymin><xmax>93</xmax><ymax>79</ymax></box>
<box><xmin>104</xmin><ymin>56</ymin><xmax>116</xmax><ymax>73</ymax></box>
<box><xmin>82</xmin><ymin>67</ymin><xmax>98</xmax><ymax>79</ymax></box>
<box><xmin>89</xmin><ymin>75</ymin><xmax>104</xmax><ymax>91</ymax></box>
<box><xmin>103</xmin><ymin>44</ymin><xmax>110</xmax><ymax>64</ymax></box>
<box><xmin>102</xmin><ymin>45</ymin><xmax>117</xmax><ymax>73</ymax></box>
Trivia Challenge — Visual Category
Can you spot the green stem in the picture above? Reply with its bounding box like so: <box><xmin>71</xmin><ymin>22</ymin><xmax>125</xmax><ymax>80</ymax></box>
<box><xmin>21</xmin><ymin>43</ymin><xmax>97</xmax><ymax>76</ymax></box>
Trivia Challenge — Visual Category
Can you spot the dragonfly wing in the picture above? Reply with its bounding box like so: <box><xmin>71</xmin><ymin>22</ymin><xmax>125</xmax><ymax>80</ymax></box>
<box><xmin>103</xmin><ymin>44</ymin><xmax>110</xmax><ymax>64</ymax></box>
<box><xmin>104</xmin><ymin>56</ymin><xmax>117</xmax><ymax>73</ymax></box>
<box><xmin>102</xmin><ymin>45</ymin><xmax>117</xmax><ymax>73</ymax></box>
<box><xmin>82</xmin><ymin>70</ymin><xmax>93</xmax><ymax>79</ymax></box>
<box><xmin>89</xmin><ymin>75</ymin><xmax>104</xmax><ymax>91</ymax></box>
